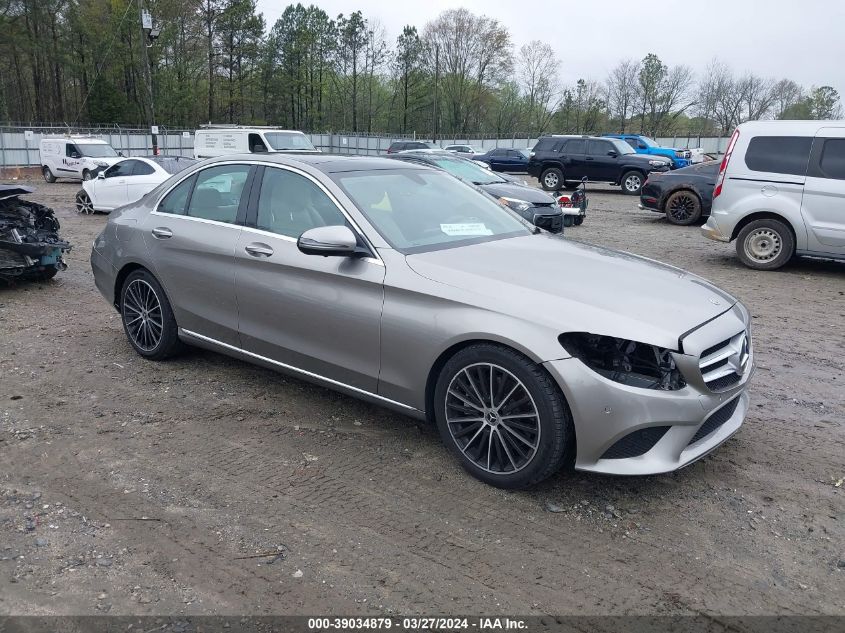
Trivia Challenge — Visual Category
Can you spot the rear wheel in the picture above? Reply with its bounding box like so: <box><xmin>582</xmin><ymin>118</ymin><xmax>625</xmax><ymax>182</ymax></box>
<box><xmin>42</xmin><ymin>166</ymin><xmax>56</xmax><ymax>183</ymax></box>
<box><xmin>434</xmin><ymin>344</ymin><xmax>572</xmax><ymax>489</ymax></box>
<box><xmin>82</xmin><ymin>169</ymin><xmax>93</xmax><ymax>181</ymax></box>
<box><xmin>621</xmin><ymin>171</ymin><xmax>644</xmax><ymax>195</ymax></box>
<box><xmin>120</xmin><ymin>269</ymin><xmax>183</xmax><ymax>360</ymax></box>
<box><xmin>540</xmin><ymin>167</ymin><xmax>563</xmax><ymax>191</ymax></box>
<box><xmin>75</xmin><ymin>190</ymin><xmax>95</xmax><ymax>214</ymax></box>
<box><xmin>736</xmin><ymin>219</ymin><xmax>794</xmax><ymax>270</ymax></box>
<box><xmin>573</xmin><ymin>216</ymin><xmax>584</xmax><ymax>226</ymax></box>
<box><xmin>665</xmin><ymin>190</ymin><xmax>702</xmax><ymax>225</ymax></box>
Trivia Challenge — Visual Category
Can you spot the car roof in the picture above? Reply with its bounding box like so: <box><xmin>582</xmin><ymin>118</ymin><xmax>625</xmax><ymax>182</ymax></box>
<box><xmin>737</xmin><ymin>119</ymin><xmax>845</xmax><ymax>134</ymax></box>
<box><xmin>196</xmin><ymin>153</ymin><xmax>431</xmax><ymax>174</ymax></box>
<box><xmin>196</xmin><ymin>128</ymin><xmax>304</xmax><ymax>134</ymax></box>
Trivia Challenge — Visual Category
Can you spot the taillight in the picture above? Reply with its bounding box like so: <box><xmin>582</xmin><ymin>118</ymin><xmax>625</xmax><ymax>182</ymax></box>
<box><xmin>714</xmin><ymin>128</ymin><xmax>740</xmax><ymax>199</ymax></box>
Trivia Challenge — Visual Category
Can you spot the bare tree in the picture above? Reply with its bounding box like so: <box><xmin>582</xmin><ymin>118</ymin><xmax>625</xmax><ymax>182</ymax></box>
<box><xmin>771</xmin><ymin>78</ymin><xmax>804</xmax><ymax>119</ymax></box>
<box><xmin>605</xmin><ymin>58</ymin><xmax>639</xmax><ymax>132</ymax></box>
<box><xmin>516</xmin><ymin>40</ymin><xmax>560</xmax><ymax>135</ymax></box>
<box><xmin>737</xmin><ymin>73</ymin><xmax>775</xmax><ymax>121</ymax></box>
<box><xmin>423</xmin><ymin>8</ymin><xmax>512</xmax><ymax>134</ymax></box>
<box><xmin>635</xmin><ymin>54</ymin><xmax>694</xmax><ymax>135</ymax></box>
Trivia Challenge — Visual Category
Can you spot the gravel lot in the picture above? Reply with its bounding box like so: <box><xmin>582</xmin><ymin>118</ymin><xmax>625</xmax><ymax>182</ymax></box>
<box><xmin>1</xmin><ymin>178</ymin><xmax>843</xmax><ymax>617</ymax></box>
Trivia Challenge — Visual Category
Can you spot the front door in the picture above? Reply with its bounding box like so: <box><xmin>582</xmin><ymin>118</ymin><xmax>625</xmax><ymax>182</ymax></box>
<box><xmin>95</xmin><ymin>160</ymin><xmax>134</xmax><ymax>209</ymax></box>
<box><xmin>234</xmin><ymin>165</ymin><xmax>385</xmax><ymax>392</ymax></box>
<box><xmin>802</xmin><ymin>128</ymin><xmax>845</xmax><ymax>255</ymax></box>
<box><xmin>585</xmin><ymin>139</ymin><xmax>619</xmax><ymax>181</ymax></box>
<box><xmin>141</xmin><ymin>163</ymin><xmax>253</xmax><ymax>346</ymax></box>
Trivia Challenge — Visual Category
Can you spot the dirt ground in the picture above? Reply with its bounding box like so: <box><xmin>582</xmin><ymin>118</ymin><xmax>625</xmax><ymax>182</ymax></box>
<box><xmin>1</xmin><ymin>177</ymin><xmax>843</xmax><ymax>617</ymax></box>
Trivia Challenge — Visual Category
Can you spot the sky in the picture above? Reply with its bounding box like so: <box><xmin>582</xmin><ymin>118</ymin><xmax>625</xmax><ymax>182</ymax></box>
<box><xmin>255</xmin><ymin>0</ymin><xmax>845</xmax><ymax>99</ymax></box>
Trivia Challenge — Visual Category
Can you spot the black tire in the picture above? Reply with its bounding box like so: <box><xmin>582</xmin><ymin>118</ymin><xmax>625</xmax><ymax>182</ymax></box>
<box><xmin>42</xmin><ymin>166</ymin><xmax>56</xmax><ymax>183</ymax></box>
<box><xmin>540</xmin><ymin>167</ymin><xmax>564</xmax><ymax>191</ymax></box>
<box><xmin>82</xmin><ymin>169</ymin><xmax>93</xmax><ymax>181</ymax></box>
<box><xmin>563</xmin><ymin>215</ymin><xmax>574</xmax><ymax>227</ymax></box>
<box><xmin>573</xmin><ymin>216</ymin><xmax>584</xmax><ymax>226</ymax></box>
<box><xmin>433</xmin><ymin>343</ymin><xmax>573</xmax><ymax>489</ymax></box>
<box><xmin>735</xmin><ymin>218</ymin><xmax>795</xmax><ymax>271</ymax></box>
<box><xmin>75</xmin><ymin>190</ymin><xmax>95</xmax><ymax>214</ymax></box>
<box><xmin>119</xmin><ymin>269</ymin><xmax>183</xmax><ymax>360</ymax></box>
<box><xmin>665</xmin><ymin>189</ymin><xmax>702</xmax><ymax>226</ymax></box>
<box><xmin>620</xmin><ymin>170</ymin><xmax>645</xmax><ymax>195</ymax></box>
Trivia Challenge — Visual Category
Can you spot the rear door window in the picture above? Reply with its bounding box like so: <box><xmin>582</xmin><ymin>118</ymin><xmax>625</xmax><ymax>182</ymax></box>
<box><xmin>131</xmin><ymin>161</ymin><xmax>156</xmax><ymax>176</ymax></box>
<box><xmin>587</xmin><ymin>140</ymin><xmax>615</xmax><ymax>156</ymax></box>
<box><xmin>186</xmin><ymin>165</ymin><xmax>251</xmax><ymax>224</ymax></box>
<box><xmin>564</xmin><ymin>139</ymin><xmax>586</xmax><ymax>154</ymax></box>
<box><xmin>818</xmin><ymin>138</ymin><xmax>845</xmax><ymax>180</ymax></box>
<box><xmin>744</xmin><ymin>136</ymin><xmax>812</xmax><ymax>176</ymax></box>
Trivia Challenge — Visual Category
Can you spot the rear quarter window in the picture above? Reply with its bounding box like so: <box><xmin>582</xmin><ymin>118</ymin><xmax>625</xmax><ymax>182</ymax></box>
<box><xmin>744</xmin><ymin>136</ymin><xmax>812</xmax><ymax>176</ymax></box>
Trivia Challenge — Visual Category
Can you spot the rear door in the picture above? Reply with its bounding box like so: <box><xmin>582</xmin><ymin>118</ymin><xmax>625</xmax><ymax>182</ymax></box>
<box><xmin>142</xmin><ymin>163</ymin><xmax>254</xmax><ymax>346</ymax></box>
<box><xmin>802</xmin><ymin>128</ymin><xmax>845</xmax><ymax>255</ymax></box>
<box><xmin>560</xmin><ymin>139</ymin><xmax>587</xmax><ymax>179</ymax></box>
<box><xmin>125</xmin><ymin>160</ymin><xmax>160</xmax><ymax>205</ymax></box>
<box><xmin>233</xmin><ymin>165</ymin><xmax>384</xmax><ymax>391</ymax></box>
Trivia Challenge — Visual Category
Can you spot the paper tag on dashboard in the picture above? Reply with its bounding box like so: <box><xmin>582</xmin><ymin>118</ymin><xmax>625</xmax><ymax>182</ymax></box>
<box><xmin>439</xmin><ymin>223</ymin><xmax>493</xmax><ymax>236</ymax></box>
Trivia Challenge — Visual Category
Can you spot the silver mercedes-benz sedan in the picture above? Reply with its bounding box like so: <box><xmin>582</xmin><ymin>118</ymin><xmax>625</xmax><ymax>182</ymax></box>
<box><xmin>91</xmin><ymin>154</ymin><xmax>754</xmax><ymax>488</ymax></box>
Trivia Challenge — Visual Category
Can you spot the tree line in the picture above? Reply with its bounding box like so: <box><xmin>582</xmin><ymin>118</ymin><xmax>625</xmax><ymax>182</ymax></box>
<box><xmin>1</xmin><ymin>1</ymin><xmax>841</xmax><ymax>137</ymax></box>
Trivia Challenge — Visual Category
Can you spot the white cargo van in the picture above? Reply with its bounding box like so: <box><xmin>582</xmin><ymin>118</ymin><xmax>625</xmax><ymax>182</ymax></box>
<box><xmin>702</xmin><ymin>120</ymin><xmax>845</xmax><ymax>270</ymax></box>
<box><xmin>193</xmin><ymin>127</ymin><xmax>319</xmax><ymax>159</ymax></box>
<box><xmin>39</xmin><ymin>137</ymin><xmax>122</xmax><ymax>183</ymax></box>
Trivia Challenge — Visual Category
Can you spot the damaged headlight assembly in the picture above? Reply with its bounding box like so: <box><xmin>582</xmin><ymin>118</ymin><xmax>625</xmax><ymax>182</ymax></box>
<box><xmin>559</xmin><ymin>332</ymin><xmax>686</xmax><ymax>391</ymax></box>
<box><xmin>498</xmin><ymin>197</ymin><xmax>533</xmax><ymax>213</ymax></box>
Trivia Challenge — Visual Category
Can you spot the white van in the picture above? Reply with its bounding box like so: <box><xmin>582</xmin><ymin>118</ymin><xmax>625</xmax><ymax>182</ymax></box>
<box><xmin>193</xmin><ymin>127</ymin><xmax>319</xmax><ymax>159</ymax></box>
<box><xmin>702</xmin><ymin>120</ymin><xmax>845</xmax><ymax>270</ymax></box>
<box><xmin>39</xmin><ymin>137</ymin><xmax>122</xmax><ymax>183</ymax></box>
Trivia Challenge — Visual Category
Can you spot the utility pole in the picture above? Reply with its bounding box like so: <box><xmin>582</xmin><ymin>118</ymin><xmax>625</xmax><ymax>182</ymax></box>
<box><xmin>139</xmin><ymin>2</ymin><xmax>161</xmax><ymax>154</ymax></box>
<box><xmin>432</xmin><ymin>43</ymin><xmax>439</xmax><ymax>144</ymax></box>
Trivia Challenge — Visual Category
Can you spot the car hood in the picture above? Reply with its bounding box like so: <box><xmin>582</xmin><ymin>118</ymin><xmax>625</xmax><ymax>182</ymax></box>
<box><xmin>625</xmin><ymin>152</ymin><xmax>669</xmax><ymax>166</ymax></box>
<box><xmin>479</xmin><ymin>181</ymin><xmax>556</xmax><ymax>205</ymax></box>
<box><xmin>405</xmin><ymin>234</ymin><xmax>736</xmax><ymax>351</ymax></box>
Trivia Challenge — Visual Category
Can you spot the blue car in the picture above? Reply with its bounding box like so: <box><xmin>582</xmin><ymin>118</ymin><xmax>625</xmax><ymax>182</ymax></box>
<box><xmin>603</xmin><ymin>134</ymin><xmax>692</xmax><ymax>169</ymax></box>
<box><xmin>472</xmin><ymin>148</ymin><xmax>530</xmax><ymax>173</ymax></box>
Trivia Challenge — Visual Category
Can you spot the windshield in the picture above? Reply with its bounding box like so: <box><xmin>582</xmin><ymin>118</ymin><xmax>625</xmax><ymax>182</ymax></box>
<box><xmin>517</xmin><ymin>149</ymin><xmax>530</xmax><ymax>158</ymax></box>
<box><xmin>334</xmin><ymin>169</ymin><xmax>530</xmax><ymax>254</ymax></box>
<box><xmin>263</xmin><ymin>132</ymin><xmax>317</xmax><ymax>151</ymax></box>
<box><xmin>610</xmin><ymin>139</ymin><xmax>636</xmax><ymax>155</ymax></box>
<box><xmin>78</xmin><ymin>144</ymin><xmax>118</xmax><ymax>158</ymax></box>
<box><xmin>429</xmin><ymin>157</ymin><xmax>506</xmax><ymax>185</ymax></box>
<box><xmin>639</xmin><ymin>136</ymin><xmax>658</xmax><ymax>148</ymax></box>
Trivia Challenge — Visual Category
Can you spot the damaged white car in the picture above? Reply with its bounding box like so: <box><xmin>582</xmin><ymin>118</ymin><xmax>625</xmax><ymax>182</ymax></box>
<box><xmin>75</xmin><ymin>155</ymin><xmax>196</xmax><ymax>214</ymax></box>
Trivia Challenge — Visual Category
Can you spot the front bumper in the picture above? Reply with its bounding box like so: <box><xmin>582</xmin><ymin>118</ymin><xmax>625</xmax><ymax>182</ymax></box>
<box><xmin>701</xmin><ymin>216</ymin><xmax>730</xmax><ymax>242</ymax></box>
<box><xmin>543</xmin><ymin>307</ymin><xmax>754</xmax><ymax>475</ymax></box>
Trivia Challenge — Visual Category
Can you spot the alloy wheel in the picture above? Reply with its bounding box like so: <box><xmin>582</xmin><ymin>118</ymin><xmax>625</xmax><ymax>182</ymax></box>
<box><xmin>445</xmin><ymin>363</ymin><xmax>540</xmax><ymax>474</ymax></box>
<box><xmin>624</xmin><ymin>174</ymin><xmax>642</xmax><ymax>193</ymax></box>
<box><xmin>668</xmin><ymin>193</ymin><xmax>696</xmax><ymax>222</ymax></box>
<box><xmin>543</xmin><ymin>172</ymin><xmax>560</xmax><ymax>189</ymax></box>
<box><xmin>123</xmin><ymin>279</ymin><xmax>164</xmax><ymax>352</ymax></box>
<box><xmin>744</xmin><ymin>228</ymin><xmax>782</xmax><ymax>262</ymax></box>
<box><xmin>75</xmin><ymin>193</ymin><xmax>94</xmax><ymax>214</ymax></box>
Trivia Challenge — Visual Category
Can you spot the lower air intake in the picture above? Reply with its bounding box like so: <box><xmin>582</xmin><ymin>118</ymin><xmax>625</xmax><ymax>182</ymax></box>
<box><xmin>601</xmin><ymin>426</ymin><xmax>671</xmax><ymax>460</ymax></box>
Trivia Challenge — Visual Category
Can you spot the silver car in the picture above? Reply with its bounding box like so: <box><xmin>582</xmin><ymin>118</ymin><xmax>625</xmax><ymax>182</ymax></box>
<box><xmin>91</xmin><ymin>154</ymin><xmax>754</xmax><ymax>488</ymax></box>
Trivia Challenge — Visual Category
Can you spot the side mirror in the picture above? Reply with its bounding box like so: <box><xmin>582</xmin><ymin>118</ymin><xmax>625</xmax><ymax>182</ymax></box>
<box><xmin>97</xmin><ymin>171</ymin><xmax>106</xmax><ymax>179</ymax></box>
<box><xmin>297</xmin><ymin>225</ymin><xmax>360</xmax><ymax>257</ymax></box>
<box><xmin>607</xmin><ymin>150</ymin><xmax>618</xmax><ymax>157</ymax></box>
<box><xmin>118</xmin><ymin>151</ymin><xmax>124</xmax><ymax>157</ymax></box>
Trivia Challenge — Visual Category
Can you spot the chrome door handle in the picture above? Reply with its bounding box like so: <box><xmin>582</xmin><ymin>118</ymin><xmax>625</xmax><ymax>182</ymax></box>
<box><xmin>245</xmin><ymin>243</ymin><xmax>274</xmax><ymax>257</ymax></box>
<box><xmin>151</xmin><ymin>227</ymin><xmax>173</xmax><ymax>239</ymax></box>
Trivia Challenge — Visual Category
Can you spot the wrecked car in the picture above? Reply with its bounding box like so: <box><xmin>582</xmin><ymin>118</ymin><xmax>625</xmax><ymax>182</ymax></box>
<box><xmin>0</xmin><ymin>185</ymin><xmax>71</xmax><ymax>282</ymax></box>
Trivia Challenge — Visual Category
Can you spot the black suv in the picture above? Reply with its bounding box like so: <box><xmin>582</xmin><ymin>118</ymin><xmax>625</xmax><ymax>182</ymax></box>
<box><xmin>528</xmin><ymin>135</ymin><xmax>671</xmax><ymax>194</ymax></box>
<box><xmin>386</xmin><ymin>140</ymin><xmax>436</xmax><ymax>154</ymax></box>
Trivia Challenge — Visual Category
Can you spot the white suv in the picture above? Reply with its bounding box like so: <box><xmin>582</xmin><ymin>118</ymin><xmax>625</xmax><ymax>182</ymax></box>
<box><xmin>702</xmin><ymin>120</ymin><xmax>845</xmax><ymax>270</ymax></box>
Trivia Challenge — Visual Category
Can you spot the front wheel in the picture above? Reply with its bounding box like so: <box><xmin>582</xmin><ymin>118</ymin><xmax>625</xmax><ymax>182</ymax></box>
<box><xmin>75</xmin><ymin>190</ymin><xmax>95</xmax><ymax>214</ymax></box>
<box><xmin>434</xmin><ymin>344</ymin><xmax>573</xmax><ymax>489</ymax></box>
<box><xmin>120</xmin><ymin>269</ymin><xmax>183</xmax><ymax>360</ymax></box>
<box><xmin>736</xmin><ymin>219</ymin><xmax>794</xmax><ymax>270</ymax></box>
<box><xmin>540</xmin><ymin>167</ymin><xmax>563</xmax><ymax>191</ymax></box>
<box><xmin>621</xmin><ymin>171</ymin><xmax>644</xmax><ymax>195</ymax></box>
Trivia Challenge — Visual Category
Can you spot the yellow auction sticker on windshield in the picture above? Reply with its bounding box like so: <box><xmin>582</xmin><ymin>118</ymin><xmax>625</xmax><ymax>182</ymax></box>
<box><xmin>439</xmin><ymin>223</ymin><xmax>493</xmax><ymax>236</ymax></box>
